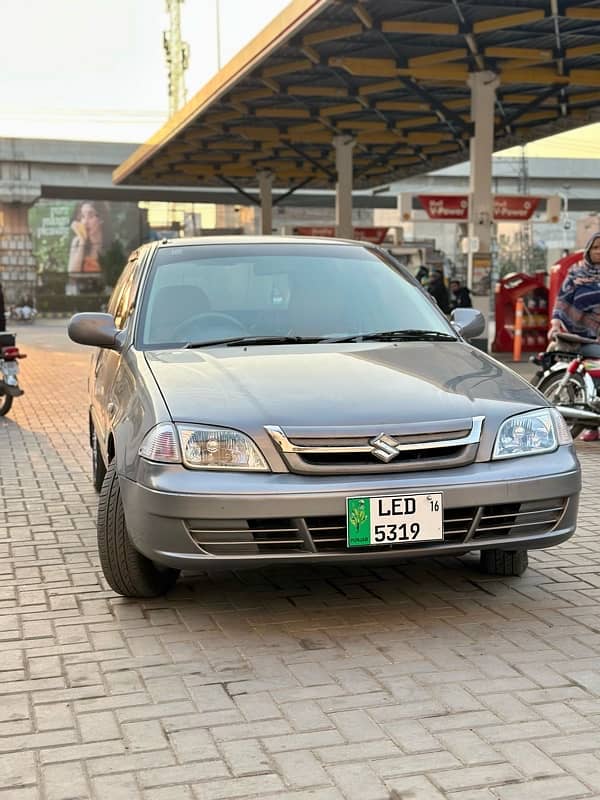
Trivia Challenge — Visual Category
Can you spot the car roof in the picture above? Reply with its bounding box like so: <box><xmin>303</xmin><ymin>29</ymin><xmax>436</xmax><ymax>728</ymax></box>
<box><xmin>151</xmin><ymin>235</ymin><xmax>375</xmax><ymax>248</ymax></box>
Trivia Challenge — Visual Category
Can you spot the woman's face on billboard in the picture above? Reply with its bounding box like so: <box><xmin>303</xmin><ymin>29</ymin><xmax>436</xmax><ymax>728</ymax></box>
<box><xmin>80</xmin><ymin>203</ymin><xmax>101</xmax><ymax>232</ymax></box>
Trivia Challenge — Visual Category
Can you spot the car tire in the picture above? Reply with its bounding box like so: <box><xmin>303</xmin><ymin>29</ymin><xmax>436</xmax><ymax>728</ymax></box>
<box><xmin>480</xmin><ymin>548</ymin><xmax>528</xmax><ymax>577</ymax></box>
<box><xmin>97</xmin><ymin>460</ymin><xmax>180</xmax><ymax>598</ymax></box>
<box><xmin>91</xmin><ymin>428</ymin><xmax>107</xmax><ymax>494</ymax></box>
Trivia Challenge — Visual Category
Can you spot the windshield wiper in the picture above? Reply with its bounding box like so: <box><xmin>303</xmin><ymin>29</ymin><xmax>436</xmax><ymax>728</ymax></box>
<box><xmin>324</xmin><ymin>329</ymin><xmax>458</xmax><ymax>343</ymax></box>
<box><xmin>184</xmin><ymin>330</ymin><xmax>458</xmax><ymax>348</ymax></box>
<box><xmin>185</xmin><ymin>335</ymin><xmax>323</xmax><ymax>348</ymax></box>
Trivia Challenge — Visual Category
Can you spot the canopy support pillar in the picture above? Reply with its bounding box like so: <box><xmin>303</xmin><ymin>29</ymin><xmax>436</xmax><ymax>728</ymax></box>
<box><xmin>333</xmin><ymin>135</ymin><xmax>355</xmax><ymax>239</ymax></box>
<box><xmin>258</xmin><ymin>170</ymin><xmax>273</xmax><ymax>235</ymax></box>
<box><xmin>467</xmin><ymin>71</ymin><xmax>499</xmax><ymax>291</ymax></box>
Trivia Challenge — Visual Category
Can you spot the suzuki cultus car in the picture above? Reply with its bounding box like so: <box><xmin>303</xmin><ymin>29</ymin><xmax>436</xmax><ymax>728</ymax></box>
<box><xmin>68</xmin><ymin>237</ymin><xmax>580</xmax><ymax>597</ymax></box>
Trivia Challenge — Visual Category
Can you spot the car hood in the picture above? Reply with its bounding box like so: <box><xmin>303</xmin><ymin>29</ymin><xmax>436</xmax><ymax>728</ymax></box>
<box><xmin>145</xmin><ymin>342</ymin><xmax>545</xmax><ymax>431</ymax></box>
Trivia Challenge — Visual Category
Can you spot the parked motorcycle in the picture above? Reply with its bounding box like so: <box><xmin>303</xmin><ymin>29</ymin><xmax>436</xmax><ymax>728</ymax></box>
<box><xmin>11</xmin><ymin>304</ymin><xmax>36</xmax><ymax>323</ymax></box>
<box><xmin>531</xmin><ymin>331</ymin><xmax>600</xmax><ymax>439</ymax></box>
<box><xmin>0</xmin><ymin>333</ymin><xmax>26</xmax><ymax>416</ymax></box>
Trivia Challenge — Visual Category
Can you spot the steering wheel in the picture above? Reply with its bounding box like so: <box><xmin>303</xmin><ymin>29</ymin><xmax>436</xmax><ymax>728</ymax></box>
<box><xmin>172</xmin><ymin>312</ymin><xmax>246</xmax><ymax>340</ymax></box>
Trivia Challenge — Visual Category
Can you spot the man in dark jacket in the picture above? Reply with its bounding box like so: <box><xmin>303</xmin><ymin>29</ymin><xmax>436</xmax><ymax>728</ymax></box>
<box><xmin>415</xmin><ymin>265</ymin><xmax>429</xmax><ymax>287</ymax></box>
<box><xmin>449</xmin><ymin>279</ymin><xmax>472</xmax><ymax>310</ymax></box>
<box><xmin>427</xmin><ymin>270</ymin><xmax>450</xmax><ymax>314</ymax></box>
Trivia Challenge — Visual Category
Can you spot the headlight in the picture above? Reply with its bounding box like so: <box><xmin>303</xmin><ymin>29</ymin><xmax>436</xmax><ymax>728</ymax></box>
<box><xmin>176</xmin><ymin>424</ymin><xmax>269</xmax><ymax>471</ymax></box>
<box><xmin>492</xmin><ymin>408</ymin><xmax>570</xmax><ymax>460</ymax></box>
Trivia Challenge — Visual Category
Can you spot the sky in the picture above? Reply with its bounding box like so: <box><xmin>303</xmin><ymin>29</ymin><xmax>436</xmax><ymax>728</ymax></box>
<box><xmin>2</xmin><ymin>0</ymin><xmax>599</xmax><ymax>159</ymax></box>
<box><xmin>1</xmin><ymin>0</ymin><xmax>289</xmax><ymax>142</ymax></box>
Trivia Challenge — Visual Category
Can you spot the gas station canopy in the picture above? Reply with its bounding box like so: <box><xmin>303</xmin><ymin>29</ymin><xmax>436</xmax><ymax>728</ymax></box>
<box><xmin>114</xmin><ymin>0</ymin><xmax>600</xmax><ymax>191</ymax></box>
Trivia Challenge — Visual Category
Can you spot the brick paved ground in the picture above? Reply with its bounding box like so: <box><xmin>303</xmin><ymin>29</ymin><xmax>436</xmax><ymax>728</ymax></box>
<box><xmin>2</xmin><ymin>321</ymin><xmax>600</xmax><ymax>800</ymax></box>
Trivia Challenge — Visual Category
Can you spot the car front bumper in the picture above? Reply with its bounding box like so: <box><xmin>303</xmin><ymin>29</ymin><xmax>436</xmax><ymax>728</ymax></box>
<box><xmin>120</xmin><ymin>446</ymin><xmax>580</xmax><ymax>571</ymax></box>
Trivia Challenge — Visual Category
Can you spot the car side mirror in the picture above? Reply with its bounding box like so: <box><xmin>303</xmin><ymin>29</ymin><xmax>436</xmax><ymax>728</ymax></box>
<box><xmin>68</xmin><ymin>313</ymin><xmax>124</xmax><ymax>351</ymax></box>
<box><xmin>451</xmin><ymin>308</ymin><xmax>485</xmax><ymax>340</ymax></box>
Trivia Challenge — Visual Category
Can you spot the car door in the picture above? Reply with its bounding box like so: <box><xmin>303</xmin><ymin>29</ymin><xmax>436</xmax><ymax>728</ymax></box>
<box><xmin>92</xmin><ymin>254</ymin><xmax>142</xmax><ymax>460</ymax></box>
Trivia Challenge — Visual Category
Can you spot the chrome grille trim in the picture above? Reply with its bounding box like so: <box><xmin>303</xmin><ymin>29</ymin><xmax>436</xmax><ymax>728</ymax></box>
<box><xmin>471</xmin><ymin>498</ymin><xmax>566</xmax><ymax>541</ymax></box>
<box><xmin>265</xmin><ymin>417</ymin><xmax>485</xmax><ymax>474</ymax></box>
<box><xmin>266</xmin><ymin>417</ymin><xmax>485</xmax><ymax>455</ymax></box>
<box><xmin>480</xmin><ymin>505</ymin><xmax>564</xmax><ymax>521</ymax></box>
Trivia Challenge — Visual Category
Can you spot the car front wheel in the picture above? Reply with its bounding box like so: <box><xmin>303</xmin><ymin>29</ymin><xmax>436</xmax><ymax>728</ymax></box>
<box><xmin>480</xmin><ymin>548</ymin><xmax>528</xmax><ymax>577</ymax></box>
<box><xmin>97</xmin><ymin>460</ymin><xmax>180</xmax><ymax>597</ymax></box>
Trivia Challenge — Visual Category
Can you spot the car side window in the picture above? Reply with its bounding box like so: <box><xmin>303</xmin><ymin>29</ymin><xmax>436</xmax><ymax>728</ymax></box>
<box><xmin>113</xmin><ymin>258</ymin><xmax>142</xmax><ymax>330</ymax></box>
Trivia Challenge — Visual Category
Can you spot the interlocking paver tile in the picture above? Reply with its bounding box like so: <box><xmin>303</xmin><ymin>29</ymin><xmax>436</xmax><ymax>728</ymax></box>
<box><xmin>496</xmin><ymin>741</ymin><xmax>565</xmax><ymax>779</ymax></box>
<box><xmin>493</xmin><ymin>775</ymin><xmax>591</xmax><ymax>799</ymax></box>
<box><xmin>3</xmin><ymin>321</ymin><xmax>600</xmax><ymax>800</ymax></box>
<box><xmin>92</xmin><ymin>773</ymin><xmax>142</xmax><ymax>800</ymax></box>
<box><xmin>42</xmin><ymin>761</ymin><xmax>89</xmax><ymax>800</ymax></box>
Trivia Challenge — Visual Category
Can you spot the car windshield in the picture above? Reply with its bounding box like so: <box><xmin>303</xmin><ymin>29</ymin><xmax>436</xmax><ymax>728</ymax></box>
<box><xmin>137</xmin><ymin>242</ymin><xmax>453</xmax><ymax>348</ymax></box>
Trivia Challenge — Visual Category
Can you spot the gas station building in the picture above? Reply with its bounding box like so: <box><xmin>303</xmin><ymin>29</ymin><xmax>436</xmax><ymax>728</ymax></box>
<box><xmin>114</xmin><ymin>0</ymin><xmax>600</xmax><ymax>293</ymax></box>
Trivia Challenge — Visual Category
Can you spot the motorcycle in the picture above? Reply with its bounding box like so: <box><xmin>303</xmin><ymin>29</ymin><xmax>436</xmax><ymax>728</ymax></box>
<box><xmin>0</xmin><ymin>333</ymin><xmax>26</xmax><ymax>416</ymax></box>
<box><xmin>531</xmin><ymin>331</ymin><xmax>600</xmax><ymax>439</ymax></box>
<box><xmin>11</xmin><ymin>304</ymin><xmax>36</xmax><ymax>323</ymax></box>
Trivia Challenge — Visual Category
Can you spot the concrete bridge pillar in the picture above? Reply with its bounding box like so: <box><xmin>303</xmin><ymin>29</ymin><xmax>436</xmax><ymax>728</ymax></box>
<box><xmin>0</xmin><ymin>159</ymin><xmax>40</xmax><ymax>304</ymax></box>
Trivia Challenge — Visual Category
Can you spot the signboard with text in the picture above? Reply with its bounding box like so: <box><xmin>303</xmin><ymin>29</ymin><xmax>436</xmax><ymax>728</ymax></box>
<box><xmin>493</xmin><ymin>195</ymin><xmax>540</xmax><ymax>220</ymax></box>
<box><xmin>293</xmin><ymin>226</ymin><xmax>336</xmax><ymax>237</ymax></box>
<box><xmin>417</xmin><ymin>195</ymin><xmax>541</xmax><ymax>222</ymax></box>
<box><xmin>29</xmin><ymin>199</ymin><xmax>143</xmax><ymax>276</ymax></box>
<box><xmin>418</xmin><ymin>195</ymin><xmax>469</xmax><ymax>220</ymax></box>
<box><xmin>293</xmin><ymin>226</ymin><xmax>389</xmax><ymax>244</ymax></box>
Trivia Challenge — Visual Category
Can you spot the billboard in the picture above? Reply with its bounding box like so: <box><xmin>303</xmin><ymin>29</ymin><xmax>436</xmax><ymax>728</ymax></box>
<box><xmin>417</xmin><ymin>194</ymin><xmax>541</xmax><ymax>221</ymax></box>
<box><xmin>29</xmin><ymin>200</ymin><xmax>144</xmax><ymax>280</ymax></box>
<box><xmin>293</xmin><ymin>226</ymin><xmax>389</xmax><ymax>243</ymax></box>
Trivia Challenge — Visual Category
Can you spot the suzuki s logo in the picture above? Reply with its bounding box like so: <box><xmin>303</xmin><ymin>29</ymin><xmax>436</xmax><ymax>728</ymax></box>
<box><xmin>370</xmin><ymin>433</ymin><xmax>401</xmax><ymax>463</ymax></box>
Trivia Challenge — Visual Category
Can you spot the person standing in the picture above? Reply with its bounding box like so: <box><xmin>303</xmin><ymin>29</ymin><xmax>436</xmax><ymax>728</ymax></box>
<box><xmin>427</xmin><ymin>269</ymin><xmax>450</xmax><ymax>314</ymax></box>
<box><xmin>549</xmin><ymin>232</ymin><xmax>600</xmax><ymax>441</ymax></box>
<box><xmin>415</xmin><ymin>265</ymin><xmax>429</xmax><ymax>287</ymax></box>
<box><xmin>449</xmin><ymin>279</ymin><xmax>472</xmax><ymax>310</ymax></box>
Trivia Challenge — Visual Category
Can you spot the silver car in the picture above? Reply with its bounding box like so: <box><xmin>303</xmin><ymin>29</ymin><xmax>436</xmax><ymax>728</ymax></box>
<box><xmin>68</xmin><ymin>237</ymin><xmax>580</xmax><ymax>598</ymax></box>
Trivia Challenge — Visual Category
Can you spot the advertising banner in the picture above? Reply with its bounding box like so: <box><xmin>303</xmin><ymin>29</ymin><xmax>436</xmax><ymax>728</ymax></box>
<box><xmin>417</xmin><ymin>195</ymin><xmax>541</xmax><ymax>222</ymax></box>
<box><xmin>293</xmin><ymin>226</ymin><xmax>336</xmax><ymax>237</ymax></box>
<box><xmin>418</xmin><ymin>195</ymin><xmax>469</xmax><ymax>220</ymax></box>
<box><xmin>353</xmin><ymin>227</ymin><xmax>389</xmax><ymax>244</ymax></box>
<box><xmin>293</xmin><ymin>226</ymin><xmax>389</xmax><ymax>243</ymax></box>
<box><xmin>29</xmin><ymin>200</ymin><xmax>143</xmax><ymax>277</ymax></box>
<box><xmin>493</xmin><ymin>196</ymin><xmax>540</xmax><ymax>220</ymax></box>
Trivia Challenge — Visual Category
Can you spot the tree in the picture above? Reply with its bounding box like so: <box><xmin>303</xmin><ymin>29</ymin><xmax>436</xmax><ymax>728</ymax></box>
<box><xmin>99</xmin><ymin>239</ymin><xmax>127</xmax><ymax>289</ymax></box>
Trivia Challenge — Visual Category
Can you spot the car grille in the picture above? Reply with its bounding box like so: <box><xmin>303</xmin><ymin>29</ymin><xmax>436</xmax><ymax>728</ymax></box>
<box><xmin>470</xmin><ymin>498</ymin><xmax>567</xmax><ymax>541</ymax></box>
<box><xmin>186</xmin><ymin>497</ymin><xmax>566</xmax><ymax>556</ymax></box>
<box><xmin>265</xmin><ymin>417</ymin><xmax>484</xmax><ymax>475</ymax></box>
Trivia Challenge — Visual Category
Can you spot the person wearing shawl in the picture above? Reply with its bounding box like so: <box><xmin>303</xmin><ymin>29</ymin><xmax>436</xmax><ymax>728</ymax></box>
<box><xmin>549</xmin><ymin>233</ymin><xmax>600</xmax><ymax>440</ymax></box>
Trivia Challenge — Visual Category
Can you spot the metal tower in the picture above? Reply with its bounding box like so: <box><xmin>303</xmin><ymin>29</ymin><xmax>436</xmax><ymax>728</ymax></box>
<box><xmin>163</xmin><ymin>0</ymin><xmax>190</xmax><ymax>117</ymax></box>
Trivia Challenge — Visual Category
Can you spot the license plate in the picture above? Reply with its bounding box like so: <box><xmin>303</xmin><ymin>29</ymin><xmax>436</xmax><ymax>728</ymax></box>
<box><xmin>346</xmin><ymin>493</ymin><xmax>443</xmax><ymax>547</ymax></box>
